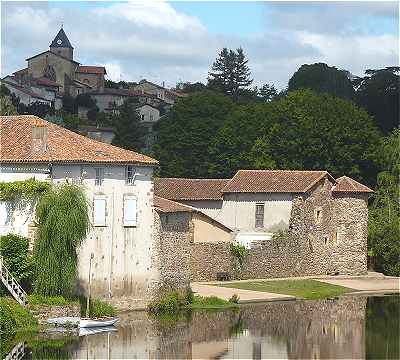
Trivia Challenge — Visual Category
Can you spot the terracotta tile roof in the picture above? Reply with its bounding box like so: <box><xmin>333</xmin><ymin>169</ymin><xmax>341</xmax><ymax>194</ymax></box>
<box><xmin>154</xmin><ymin>196</ymin><xmax>195</xmax><ymax>213</ymax></box>
<box><xmin>76</xmin><ymin>66</ymin><xmax>107</xmax><ymax>75</ymax></box>
<box><xmin>223</xmin><ymin>170</ymin><xmax>335</xmax><ymax>193</ymax></box>
<box><xmin>34</xmin><ymin>77</ymin><xmax>60</xmax><ymax>88</ymax></box>
<box><xmin>0</xmin><ymin>115</ymin><xmax>158</xmax><ymax>165</ymax></box>
<box><xmin>154</xmin><ymin>196</ymin><xmax>233</xmax><ymax>232</ymax></box>
<box><xmin>154</xmin><ymin>178</ymin><xmax>229</xmax><ymax>200</ymax></box>
<box><xmin>332</xmin><ymin>176</ymin><xmax>373</xmax><ymax>193</ymax></box>
<box><xmin>2</xmin><ymin>81</ymin><xmax>49</xmax><ymax>101</ymax></box>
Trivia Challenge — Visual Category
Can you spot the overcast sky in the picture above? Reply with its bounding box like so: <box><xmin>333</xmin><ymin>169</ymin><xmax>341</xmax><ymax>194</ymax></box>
<box><xmin>1</xmin><ymin>1</ymin><xmax>398</xmax><ymax>89</ymax></box>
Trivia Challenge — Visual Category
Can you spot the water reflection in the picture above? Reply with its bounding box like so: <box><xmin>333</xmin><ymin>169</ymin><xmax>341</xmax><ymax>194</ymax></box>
<box><xmin>12</xmin><ymin>295</ymin><xmax>400</xmax><ymax>359</ymax></box>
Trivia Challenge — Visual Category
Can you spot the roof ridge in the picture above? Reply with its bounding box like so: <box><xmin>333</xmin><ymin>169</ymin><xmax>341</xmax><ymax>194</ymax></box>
<box><xmin>156</xmin><ymin>177</ymin><xmax>230</xmax><ymax>181</ymax></box>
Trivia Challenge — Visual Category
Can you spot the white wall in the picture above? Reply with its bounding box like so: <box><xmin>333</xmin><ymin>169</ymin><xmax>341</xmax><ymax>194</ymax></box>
<box><xmin>138</xmin><ymin>105</ymin><xmax>160</xmax><ymax>123</ymax></box>
<box><xmin>0</xmin><ymin>162</ymin><xmax>157</xmax><ymax>301</ymax></box>
<box><xmin>181</xmin><ymin>194</ymin><xmax>293</xmax><ymax>234</ymax></box>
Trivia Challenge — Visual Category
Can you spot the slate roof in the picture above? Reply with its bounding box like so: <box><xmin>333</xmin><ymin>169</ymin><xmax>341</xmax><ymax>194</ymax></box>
<box><xmin>76</xmin><ymin>66</ymin><xmax>107</xmax><ymax>75</ymax></box>
<box><xmin>0</xmin><ymin>115</ymin><xmax>158</xmax><ymax>165</ymax></box>
<box><xmin>222</xmin><ymin>170</ymin><xmax>335</xmax><ymax>193</ymax></box>
<box><xmin>50</xmin><ymin>28</ymin><xmax>73</xmax><ymax>49</ymax></box>
<box><xmin>154</xmin><ymin>178</ymin><xmax>229</xmax><ymax>200</ymax></box>
<box><xmin>332</xmin><ymin>176</ymin><xmax>373</xmax><ymax>193</ymax></box>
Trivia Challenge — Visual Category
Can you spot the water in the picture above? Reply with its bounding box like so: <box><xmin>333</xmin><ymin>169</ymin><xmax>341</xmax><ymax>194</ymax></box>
<box><xmin>8</xmin><ymin>295</ymin><xmax>400</xmax><ymax>359</ymax></box>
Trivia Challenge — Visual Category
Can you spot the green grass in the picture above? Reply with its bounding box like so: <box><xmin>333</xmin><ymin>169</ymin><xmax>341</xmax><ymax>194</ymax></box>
<box><xmin>187</xmin><ymin>295</ymin><xmax>239</xmax><ymax>310</ymax></box>
<box><xmin>79</xmin><ymin>297</ymin><xmax>115</xmax><ymax>317</ymax></box>
<box><xmin>28</xmin><ymin>294</ymin><xmax>79</xmax><ymax>306</ymax></box>
<box><xmin>0</xmin><ymin>297</ymin><xmax>38</xmax><ymax>334</ymax></box>
<box><xmin>217</xmin><ymin>279</ymin><xmax>353</xmax><ymax>300</ymax></box>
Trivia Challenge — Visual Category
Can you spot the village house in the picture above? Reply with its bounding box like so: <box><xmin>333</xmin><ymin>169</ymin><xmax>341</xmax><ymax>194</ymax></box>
<box><xmin>3</xmin><ymin>28</ymin><xmax>106</xmax><ymax>100</ymax></box>
<box><xmin>0</xmin><ymin>115</ymin><xmax>165</xmax><ymax>307</ymax></box>
<box><xmin>155</xmin><ymin>170</ymin><xmax>373</xmax><ymax>279</ymax></box>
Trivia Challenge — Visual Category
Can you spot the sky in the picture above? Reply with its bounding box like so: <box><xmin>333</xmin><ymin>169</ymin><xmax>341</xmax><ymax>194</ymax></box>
<box><xmin>1</xmin><ymin>1</ymin><xmax>398</xmax><ymax>89</ymax></box>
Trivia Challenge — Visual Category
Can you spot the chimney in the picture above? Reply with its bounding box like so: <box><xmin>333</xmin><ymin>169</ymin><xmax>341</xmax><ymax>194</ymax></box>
<box><xmin>162</xmin><ymin>81</ymin><xmax>165</xmax><ymax>88</ymax></box>
<box><xmin>32</xmin><ymin>125</ymin><xmax>48</xmax><ymax>154</ymax></box>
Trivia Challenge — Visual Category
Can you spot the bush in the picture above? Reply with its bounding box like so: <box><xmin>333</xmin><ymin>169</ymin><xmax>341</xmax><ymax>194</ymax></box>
<box><xmin>229</xmin><ymin>294</ymin><xmax>240</xmax><ymax>304</ymax></box>
<box><xmin>148</xmin><ymin>291</ymin><xmax>183</xmax><ymax>314</ymax></box>
<box><xmin>229</xmin><ymin>243</ymin><xmax>247</xmax><ymax>266</ymax></box>
<box><xmin>0</xmin><ymin>233</ymin><xmax>35</xmax><ymax>291</ymax></box>
<box><xmin>0</xmin><ymin>297</ymin><xmax>38</xmax><ymax>334</ymax></box>
<box><xmin>79</xmin><ymin>297</ymin><xmax>115</xmax><ymax>318</ymax></box>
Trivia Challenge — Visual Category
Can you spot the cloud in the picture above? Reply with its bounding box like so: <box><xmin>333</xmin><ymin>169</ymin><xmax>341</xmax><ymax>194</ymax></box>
<box><xmin>1</xmin><ymin>1</ymin><xmax>398</xmax><ymax>90</ymax></box>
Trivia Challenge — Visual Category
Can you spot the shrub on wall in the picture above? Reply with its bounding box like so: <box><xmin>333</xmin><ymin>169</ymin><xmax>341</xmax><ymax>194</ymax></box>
<box><xmin>34</xmin><ymin>184</ymin><xmax>90</xmax><ymax>297</ymax></box>
<box><xmin>229</xmin><ymin>243</ymin><xmax>247</xmax><ymax>268</ymax></box>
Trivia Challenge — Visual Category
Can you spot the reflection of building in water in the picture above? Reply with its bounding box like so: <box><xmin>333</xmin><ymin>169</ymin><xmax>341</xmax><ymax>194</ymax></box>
<box><xmin>69</xmin><ymin>296</ymin><xmax>367</xmax><ymax>359</ymax></box>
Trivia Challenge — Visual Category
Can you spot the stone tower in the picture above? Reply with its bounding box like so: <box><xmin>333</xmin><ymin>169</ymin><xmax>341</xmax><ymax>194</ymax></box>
<box><xmin>49</xmin><ymin>28</ymin><xmax>74</xmax><ymax>60</ymax></box>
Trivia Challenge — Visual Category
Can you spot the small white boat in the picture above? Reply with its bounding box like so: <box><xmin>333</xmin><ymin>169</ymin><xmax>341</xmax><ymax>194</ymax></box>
<box><xmin>79</xmin><ymin>317</ymin><xmax>118</xmax><ymax>328</ymax></box>
<box><xmin>79</xmin><ymin>325</ymin><xmax>118</xmax><ymax>337</ymax></box>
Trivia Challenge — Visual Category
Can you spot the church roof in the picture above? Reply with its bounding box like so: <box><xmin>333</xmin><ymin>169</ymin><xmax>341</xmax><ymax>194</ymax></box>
<box><xmin>26</xmin><ymin>50</ymin><xmax>80</xmax><ymax>64</ymax></box>
<box><xmin>76</xmin><ymin>66</ymin><xmax>107</xmax><ymax>75</ymax></box>
<box><xmin>50</xmin><ymin>28</ymin><xmax>73</xmax><ymax>49</ymax></box>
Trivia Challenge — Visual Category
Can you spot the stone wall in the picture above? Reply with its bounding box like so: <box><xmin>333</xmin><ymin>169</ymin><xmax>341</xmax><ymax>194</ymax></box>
<box><xmin>152</xmin><ymin>211</ymin><xmax>192</xmax><ymax>293</ymax></box>
<box><xmin>190</xmin><ymin>178</ymin><xmax>369</xmax><ymax>281</ymax></box>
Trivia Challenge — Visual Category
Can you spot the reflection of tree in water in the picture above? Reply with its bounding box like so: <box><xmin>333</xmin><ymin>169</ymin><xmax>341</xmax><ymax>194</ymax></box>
<box><xmin>21</xmin><ymin>337</ymin><xmax>79</xmax><ymax>360</ymax></box>
<box><xmin>366</xmin><ymin>295</ymin><xmax>400</xmax><ymax>359</ymax></box>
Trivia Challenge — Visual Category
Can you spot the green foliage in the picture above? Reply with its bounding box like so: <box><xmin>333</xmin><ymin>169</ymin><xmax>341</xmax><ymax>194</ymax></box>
<box><xmin>148</xmin><ymin>290</ymin><xmax>185</xmax><ymax>314</ymax></box>
<box><xmin>188</xmin><ymin>295</ymin><xmax>238</xmax><ymax>310</ymax></box>
<box><xmin>258</xmin><ymin>83</ymin><xmax>278</xmax><ymax>102</ymax></box>
<box><xmin>0</xmin><ymin>178</ymin><xmax>49</xmax><ymax>201</ymax></box>
<box><xmin>208</xmin><ymin>47</ymin><xmax>253</xmax><ymax>99</ymax></box>
<box><xmin>0</xmin><ymin>96</ymin><xmax>18</xmax><ymax>115</ymax></box>
<box><xmin>79</xmin><ymin>297</ymin><xmax>115</xmax><ymax>317</ymax></box>
<box><xmin>288</xmin><ymin>62</ymin><xmax>355</xmax><ymax>100</ymax></box>
<box><xmin>229</xmin><ymin>243</ymin><xmax>247</xmax><ymax>266</ymax></box>
<box><xmin>228</xmin><ymin>294</ymin><xmax>240</xmax><ymax>304</ymax></box>
<box><xmin>18</xmin><ymin>101</ymin><xmax>52</xmax><ymax>118</ymax></box>
<box><xmin>0</xmin><ymin>234</ymin><xmax>35</xmax><ymax>290</ymax></box>
<box><xmin>111</xmin><ymin>98</ymin><xmax>147</xmax><ymax>151</ymax></box>
<box><xmin>34</xmin><ymin>184</ymin><xmax>90</xmax><ymax>297</ymax></box>
<box><xmin>28</xmin><ymin>294</ymin><xmax>78</xmax><ymax>306</ymax></box>
<box><xmin>154</xmin><ymin>90</ymin><xmax>234</xmax><ymax>177</ymax></box>
<box><xmin>368</xmin><ymin>129</ymin><xmax>400</xmax><ymax>276</ymax></box>
<box><xmin>272</xmin><ymin>229</ymin><xmax>290</xmax><ymax>241</ymax></box>
<box><xmin>0</xmin><ymin>297</ymin><xmax>38</xmax><ymax>334</ymax></box>
<box><xmin>354</xmin><ymin>67</ymin><xmax>399</xmax><ymax>134</ymax></box>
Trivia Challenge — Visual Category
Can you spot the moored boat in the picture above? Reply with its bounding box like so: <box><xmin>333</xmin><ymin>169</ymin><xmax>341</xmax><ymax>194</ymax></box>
<box><xmin>79</xmin><ymin>317</ymin><xmax>118</xmax><ymax>328</ymax></box>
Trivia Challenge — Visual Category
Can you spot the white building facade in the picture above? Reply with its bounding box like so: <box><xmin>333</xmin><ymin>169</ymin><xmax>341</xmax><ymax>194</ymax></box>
<box><xmin>0</xmin><ymin>115</ymin><xmax>161</xmax><ymax>306</ymax></box>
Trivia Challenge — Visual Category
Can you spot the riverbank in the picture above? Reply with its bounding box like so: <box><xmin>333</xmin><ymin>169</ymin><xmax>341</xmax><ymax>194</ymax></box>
<box><xmin>193</xmin><ymin>273</ymin><xmax>400</xmax><ymax>303</ymax></box>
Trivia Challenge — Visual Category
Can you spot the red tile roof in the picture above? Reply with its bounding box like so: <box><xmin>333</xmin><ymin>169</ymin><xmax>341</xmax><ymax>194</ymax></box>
<box><xmin>0</xmin><ymin>115</ymin><xmax>158</xmax><ymax>165</ymax></box>
<box><xmin>154</xmin><ymin>178</ymin><xmax>229</xmax><ymax>200</ymax></box>
<box><xmin>34</xmin><ymin>77</ymin><xmax>60</xmax><ymax>88</ymax></box>
<box><xmin>76</xmin><ymin>66</ymin><xmax>107</xmax><ymax>75</ymax></box>
<box><xmin>154</xmin><ymin>196</ymin><xmax>233</xmax><ymax>232</ymax></box>
<box><xmin>154</xmin><ymin>196</ymin><xmax>195</xmax><ymax>213</ymax></box>
<box><xmin>222</xmin><ymin>170</ymin><xmax>335</xmax><ymax>193</ymax></box>
<box><xmin>332</xmin><ymin>176</ymin><xmax>373</xmax><ymax>193</ymax></box>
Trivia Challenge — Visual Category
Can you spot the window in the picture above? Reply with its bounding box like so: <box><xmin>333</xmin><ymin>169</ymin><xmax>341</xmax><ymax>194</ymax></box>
<box><xmin>150</xmin><ymin>114</ymin><xmax>154</xmax><ymax>121</ymax></box>
<box><xmin>125</xmin><ymin>165</ymin><xmax>135</xmax><ymax>185</ymax></box>
<box><xmin>95</xmin><ymin>168</ymin><xmax>104</xmax><ymax>186</ymax></box>
<box><xmin>123</xmin><ymin>196</ymin><xmax>137</xmax><ymax>227</ymax></box>
<box><xmin>93</xmin><ymin>197</ymin><xmax>106</xmax><ymax>226</ymax></box>
<box><xmin>141</xmin><ymin>114</ymin><xmax>145</xmax><ymax>121</ymax></box>
<box><xmin>255</xmin><ymin>203</ymin><xmax>264</xmax><ymax>228</ymax></box>
<box><xmin>314</xmin><ymin>207</ymin><xmax>322</xmax><ymax>224</ymax></box>
<box><xmin>0</xmin><ymin>201</ymin><xmax>12</xmax><ymax>226</ymax></box>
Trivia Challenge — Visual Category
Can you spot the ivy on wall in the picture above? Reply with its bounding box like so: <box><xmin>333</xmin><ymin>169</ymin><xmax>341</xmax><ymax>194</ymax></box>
<box><xmin>0</xmin><ymin>179</ymin><xmax>50</xmax><ymax>201</ymax></box>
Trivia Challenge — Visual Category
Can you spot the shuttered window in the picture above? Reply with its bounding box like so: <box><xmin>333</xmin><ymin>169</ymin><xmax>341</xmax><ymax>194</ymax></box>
<box><xmin>123</xmin><ymin>196</ymin><xmax>137</xmax><ymax>227</ymax></box>
<box><xmin>93</xmin><ymin>197</ymin><xmax>106</xmax><ymax>227</ymax></box>
<box><xmin>255</xmin><ymin>203</ymin><xmax>264</xmax><ymax>228</ymax></box>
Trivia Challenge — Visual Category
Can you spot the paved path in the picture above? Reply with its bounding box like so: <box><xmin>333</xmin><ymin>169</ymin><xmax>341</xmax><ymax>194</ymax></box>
<box><xmin>315</xmin><ymin>277</ymin><xmax>400</xmax><ymax>293</ymax></box>
<box><xmin>191</xmin><ymin>283</ymin><xmax>296</xmax><ymax>304</ymax></box>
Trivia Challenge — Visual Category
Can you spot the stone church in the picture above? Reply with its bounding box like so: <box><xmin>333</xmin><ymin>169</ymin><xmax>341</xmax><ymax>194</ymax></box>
<box><xmin>10</xmin><ymin>28</ymin><xmax>106</xmax><ymax>97</ymax></box>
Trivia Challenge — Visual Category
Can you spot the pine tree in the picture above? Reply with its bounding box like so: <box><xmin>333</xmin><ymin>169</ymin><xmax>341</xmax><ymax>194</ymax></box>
<box><xmin>208</xmin><ymin>47</ymin><xmax>253</xmax><ymax>99</ymax></box>
<box><xmin>112</xmin><ymin>99</ymin><xmax>147</xmax><ymax>152</ymax></box>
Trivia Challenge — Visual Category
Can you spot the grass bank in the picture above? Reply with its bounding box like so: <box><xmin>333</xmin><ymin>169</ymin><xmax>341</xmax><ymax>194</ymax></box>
<box><xmin>217</xmin><ymin>279</ymin><xmax>353</xmax><ymax>300</ymax></box>
<box><xmin>148</xmin><ymin>288</ymin><xmax>238</xmax><ymax>314</ymax></box>
<box><xmin>0</xmin><ymin>297</ymin><xmax>38</xmax><ymax>334</ymax></box>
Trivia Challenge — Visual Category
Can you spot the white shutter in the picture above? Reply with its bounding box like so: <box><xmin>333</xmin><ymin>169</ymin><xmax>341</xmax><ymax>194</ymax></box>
<box><xmin>0</xmin><ymin>202</ymin><xmax>11</xmax><ymax>226</ymax></box>
<box><xmin>93</xmin><ymin>198</ymin><xmax>106</xmax><ymax>226</ymax></box>
<box><xmin>123</xmin><ymin>197</ymin><xmax>137</xmax><ymax>227</ymax></box>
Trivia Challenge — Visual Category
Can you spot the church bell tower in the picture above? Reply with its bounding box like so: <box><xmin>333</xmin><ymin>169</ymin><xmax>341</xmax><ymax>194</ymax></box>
<box><xmin>49</xmin><ymin>28</ymin><xmax>74</xmax><ymax>60</ymax></box>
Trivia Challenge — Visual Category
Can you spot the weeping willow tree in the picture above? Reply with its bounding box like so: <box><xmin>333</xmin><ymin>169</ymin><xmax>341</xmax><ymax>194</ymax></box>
<box><xmin>34</xmin><ymin>184</ymin><xmax>90</xmax><ymax>297</ymax></box>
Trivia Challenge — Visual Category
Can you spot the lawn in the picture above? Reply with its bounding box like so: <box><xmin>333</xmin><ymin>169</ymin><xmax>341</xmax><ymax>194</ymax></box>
<box><xmin>216</xmin><ymin>279</ymin><xmax>354</xmax><ymax>300</ymax></box>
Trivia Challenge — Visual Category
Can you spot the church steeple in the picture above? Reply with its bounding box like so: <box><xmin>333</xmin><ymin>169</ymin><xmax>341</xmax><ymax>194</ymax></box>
<box><xmin>49</xmin><ymin>28</ymin><xmax>74</xmax><ymax>59</ymax></box>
